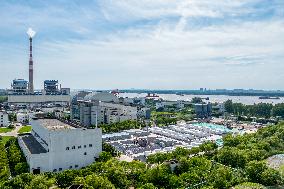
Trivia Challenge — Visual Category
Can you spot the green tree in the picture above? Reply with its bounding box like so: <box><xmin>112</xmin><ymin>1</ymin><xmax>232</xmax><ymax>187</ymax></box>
<box><xmin>138</xmin><ymin>183</ymin><xmax>157</xmax><ymax>189</ymax></box>
<box><xmin>209</xmin><ymin>165</ymin><xmax>233</xmax><ymax>189</ymax></box>
<box><xmin>75</xmin><ymin>174</ymin><xmax>115</xmax><ymax>189</ymax></box>
<box><xmin>272</xmin><ymin>103</ymin><xmax>284</xmax><ymax>118</ymax></box>
<box><xmin>0</xmin><ymin>143</ymin><xmax>10</xmax><ymax>182</ymax></box>
<box><xmin>14</xmin><ymin>162</ymin><xmax>29</xmax><ymax>175</ymax></box>
<box><xmin>260</xmin><ymin>168</ymin><xmax>282</xmax><ymax>186</ymax></box>
<box><xmin>216</xmin><ymin>147</ymin><xmax>247</xmax><ymax>168</ymax></box>
<box><xmin>55</xmin><ymin>169</ymin><xmax>78</xmax><ymax>188</ymax></box>
<box><xmin>224</xmin><ymin>100</ymin><xmax>233</xmax><ymax>113</ymax></box>
<box><xmin>25</xmin><ymin>175</ymin><xmax>54</xmax><ymax>189</ymax></box>
<box><xmin>97</xmin><ymin>151</ymin><xmax>113</xmax><ymax>162</ymax></box>
<box><xmin>144</xmin><ymin>164</ymin><xmax>172</xmax><ymax>188</ymax></box>
<box><xmin>245</xmin><ymin>161</ymin><xmax>267</xmax><ymax>184</ymax></box>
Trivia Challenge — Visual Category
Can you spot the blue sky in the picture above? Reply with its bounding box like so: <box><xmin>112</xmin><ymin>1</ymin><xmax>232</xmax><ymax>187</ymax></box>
<box><xmin>0</xmin><ymin>0</ymin><xmax>284</xmax><ymax>90</ymax></box>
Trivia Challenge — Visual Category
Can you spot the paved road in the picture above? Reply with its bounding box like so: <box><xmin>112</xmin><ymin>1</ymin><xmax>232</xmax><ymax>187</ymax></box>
<box><xmin>0</xmin><ymin>126</ymin><xmax>23</xmax><ymax>137</ymax></box>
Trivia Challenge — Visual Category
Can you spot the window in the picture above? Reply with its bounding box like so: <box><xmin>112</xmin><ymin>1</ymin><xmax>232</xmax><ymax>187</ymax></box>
<box><xmin>75</xmin><ymin>165</ymin><xmax>78</xmax><ymax>168</ymax></box>
<box><xmin>59</xmin><ymin>168</ymin><xmax>62</xmax><ymax>171</ymax></box>
<box><xmin>84</xmin><ymin>145</ymin><xmax>86</xmax><ymax>148</ymax></box>
<box><xmin>84</xmin><ymin>152</ymin><xmax>87</xmax><ymax>155</ymax></box>
<box><xmin>69</xmin><ymin>166</ymin><xmax>72</xmax><ymax>169</ymax></box>
<box><xmin>53</xmin><ymin>169</ymin><xmax>57</xmax><ymax>172</ymax></box>
<box><xmin>72</xmin><ymin>146</ymin><xmax>75</xmax><ymax>149</ymax></box>
<box><xmin>66</xmin><ymin>147</ymin><xmax>69</xmax><ymax>150</ymax></box>
<box><xmin>89</xmin><ymin>144</ymin><xmax>92</xmax><ymax>147</ymax></box>
<box><xmin>78</xmin><ymin>145</ymin><xmax>81</xmax><ymax>149</ymax></box>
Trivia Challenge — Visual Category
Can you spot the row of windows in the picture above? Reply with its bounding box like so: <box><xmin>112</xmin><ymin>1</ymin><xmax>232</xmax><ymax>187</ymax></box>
<box><xmin>53</xmin><ymin>165</ymin><xmax>79</xmax><ymax>172</ymax></box>
<box><xmin>66</xmin><ymin>144</ymin><xmax>92</xmax><ymax>151</ymax></box>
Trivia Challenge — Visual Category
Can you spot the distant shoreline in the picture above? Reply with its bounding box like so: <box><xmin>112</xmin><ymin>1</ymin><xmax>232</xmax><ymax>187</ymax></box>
<box><xmin>119</xmin><ymin>89</ymin><xmax>284</xmax><ymax>97</ymax></box>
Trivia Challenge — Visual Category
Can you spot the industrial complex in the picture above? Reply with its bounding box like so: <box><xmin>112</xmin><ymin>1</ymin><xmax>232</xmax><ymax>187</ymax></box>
<box><xmin>7</xmin><ymin>28</ymin><xmax>70</xmax><ymax>108</ymax></box>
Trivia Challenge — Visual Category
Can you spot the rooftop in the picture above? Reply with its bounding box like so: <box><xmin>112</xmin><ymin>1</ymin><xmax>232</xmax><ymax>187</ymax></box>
<box><xmin>37</xmin><ymin>119</ymin><xmax>75</xmax><ymax>130</ymax></box>
<box><xmin>21</xmin><ymin>134</ymin><xmax>47</xmax><ymax>154</ymax></box>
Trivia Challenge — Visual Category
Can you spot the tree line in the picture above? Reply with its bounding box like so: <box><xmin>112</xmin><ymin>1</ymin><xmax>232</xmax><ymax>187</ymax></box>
<box><xmin>2</xmin><ymin>122</ymin><xmax>284</xmax><ymax>188</ymax></box>
<box><xmin>95</xmin><ymin>120</ymin><xmax>146</xmax><ymax>133</ymax></box>
<box><xmin>0</xmin><ymin>137</ymin><xmax>29</xmax><ymax>184</ymax></box>
<box><xmin>224</xmin><ymin>100</ymin><xmax>284</xmax><ymax>118</ymax></box>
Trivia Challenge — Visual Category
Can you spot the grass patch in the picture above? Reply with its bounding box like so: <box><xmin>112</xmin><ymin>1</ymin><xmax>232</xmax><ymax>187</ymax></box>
<box><xmin>0</xmin><ymin>127</ymin><xmax>13</xmax><ymax>133</ymax></box>
<box><xmin>18</xmin><ymin>126</ymin><xmax>32</xmax><ymax>134</ymax></box>
<box><xmin>0</xmin><ymin>136</ymin><xmax>15</xmax><ymax>145</ymax></box>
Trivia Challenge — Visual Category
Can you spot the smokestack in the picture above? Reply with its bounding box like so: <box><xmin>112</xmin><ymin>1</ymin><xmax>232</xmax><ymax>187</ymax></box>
<box><xmin>29</xmin><ymin>37</ymin><xmax>34</xmax><ymax>93</ymax></box>
<box><xmin>27</xmin><ymin>28</ymin><xmax>36</xmax><ymax>94</ymax></box>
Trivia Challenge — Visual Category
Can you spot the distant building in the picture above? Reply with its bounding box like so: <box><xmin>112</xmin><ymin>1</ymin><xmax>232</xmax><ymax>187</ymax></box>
<box><xmin>0</xmin><ymin>111</ymin><xmax>9</xmax><ymax>127</ymax></box>
<box><xmin>18</xmin><ymin>118</ymin><xmax>102</xmax><ymax>173</ymax></box>
<box><xmin>137</xmin><ymin>106</ymin><xmax>151</xmax><ymax>119</ymax></box>
<box><xmin>84</xmin><ymin>92</ymin><xmax>119</xmax><ymax>103</ymax></box>
<box><xmin>16</xmin><ymin>113</ymin><xmax>29</xmax><ymax>124</ymax></box>
<box><xmin>44</xmin><ymin>80</ymin><xmax>59</xmax><ymax>95</ymax></box>
<box><xmin>155</xmin><ymin>100</ymin><xmax>185</xmax><ymax>110</ymax></box>
<box><xmin>72</xmin><ymin>92</ymin><xmax>151</xmax><ymax>127</ymax></box>
<box><xmin>8</xmin><ymin>79</ymin><xmax>70</xmax><ymax>108</ymax></box>
<box><xmin>8</xmin><ymin>95</ymin><xmax>71</xmax><ymax>108</ymax></box>
<box><xmin>0</xmin><ymin>89</ymin><xmax>7</xmax><ymax>96</ymax></box>
<box><xmin>70</xmin><ymin>91</ymin><xmax>92</xmax><ymax>120</ymax></box>
<box><xmin>133</xmin><ymin>97</ymin><xmax>146</xmax><ymax>106</ymax></box>
<box><xmin>213</xmin><ymin>103</ymin><xmax>225</xmax><ymax>114</ymax></box>
<box><xmin>10</xmin><ymin>79</ymin><xmax>28</xmax><ymax>95</ymax></box>
<box><xmin>194</xmin><ymin>103</ymin><xmax>212</xmax><ymax>118</ymax></box>
<box><xmin>79</xmin><ymin>101</ymin><xmax>138</xmax><ymax>127</ymax></box>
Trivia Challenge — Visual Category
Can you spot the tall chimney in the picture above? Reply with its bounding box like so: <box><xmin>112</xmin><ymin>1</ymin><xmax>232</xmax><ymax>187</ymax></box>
<box><xmin>27</xmin><ymin>28</ymin><xmax>36</xmax><ymax>94</ymax></box>
<box><xmin>29</xmin><ymin>37</ymin><xmax>34</xmax><ymax>93</ymax></box>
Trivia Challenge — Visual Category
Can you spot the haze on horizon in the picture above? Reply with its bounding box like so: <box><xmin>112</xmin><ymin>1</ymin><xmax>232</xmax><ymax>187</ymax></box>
<box><xmin>0</xmin><ymin>0</ymin><xmax>284</xmax><ymax>90</ymax></box>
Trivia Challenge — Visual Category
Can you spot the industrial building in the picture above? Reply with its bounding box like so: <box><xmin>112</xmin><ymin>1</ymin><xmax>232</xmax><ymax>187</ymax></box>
<box><xmin>0</xmin><ymin>111</ymin><xmax>9</xmax><ymax>127</ymax></box>
<box><xmin>194</xmin><ymin>103</ymin><xmax>212</xmax><ymax>118</ymax></box>
<box><xmin>79</xmin><ymin>100</ymin><xmax>149</xmax><ymax>127</ymax></box>
<box><xmin>71</xmin><ymin>92</ymin><xmax>150</xmax><ymax>127</ymax></box>
<box><xmin>8</xmin><ymin>94</ymin><xmax>71</xmax><ymax>107</ymax></box>
<box><xmin>7</xmin><ymin>28</ymin><xmax>71</xmax><ymax>107</ymax></box>
<box><xmin>70</xmin><ymin>91</ymin><xmax>92</xmax><ymax>120</ymax></box>
<box><xmin>43</xmin><ymin>80</ymin><xmax>59</xmax><ymax>94</ymax></box>
<box><xmin>18</xmin><ymin>118</ymin><xmax>102</xmax><ymax>173</ymax></box>
<box><xmin>10</xmin><ymin>79</ymin><xmax>29</xmax><ymax>94</ymax></box>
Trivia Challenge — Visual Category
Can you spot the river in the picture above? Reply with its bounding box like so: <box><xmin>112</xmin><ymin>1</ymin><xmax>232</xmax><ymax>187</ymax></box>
<box><xmin>118</xmin><ymin>93</ymin><xmax>284</xmax><ymax>105</ymax></box>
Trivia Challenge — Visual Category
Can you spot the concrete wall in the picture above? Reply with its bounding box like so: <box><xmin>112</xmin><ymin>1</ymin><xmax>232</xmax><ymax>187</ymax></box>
<box><xmin>8</xmin><ymin>95</ymin><xmax>71</xmax><ymax>103</ymax></box>
<box><xmin>48</xmin><ymin>128</ymin><xmax>102</xmax><ymax>171</ymax></box>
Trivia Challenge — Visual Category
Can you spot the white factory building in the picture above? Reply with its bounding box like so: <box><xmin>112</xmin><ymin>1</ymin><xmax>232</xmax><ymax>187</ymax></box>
<box><xmin>18</xmin><ymin>118</ymin><xmax>102</xmax><ymax>173</ymax></box>
<box><xmin>0</xmin><ymin>111</ymin><xmax>9</xmax><ymax>127</ymax></box>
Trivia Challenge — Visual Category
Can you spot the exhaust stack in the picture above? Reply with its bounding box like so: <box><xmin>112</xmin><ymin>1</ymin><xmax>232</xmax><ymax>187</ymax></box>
<box><xmin>27</xmin><ymin>28</ymin><xmax>36</xmax><ymax>93</ymax></box>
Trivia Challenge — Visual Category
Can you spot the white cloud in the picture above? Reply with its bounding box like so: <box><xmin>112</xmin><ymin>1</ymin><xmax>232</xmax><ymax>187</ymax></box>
<box><xmin>0</xmin><ymin>0</ymin><xmax>284</xmax><ymax>90</ymax></box>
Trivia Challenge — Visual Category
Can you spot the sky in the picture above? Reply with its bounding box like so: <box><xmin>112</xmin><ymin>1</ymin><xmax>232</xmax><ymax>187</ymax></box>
<box><xmin>0</xmin><ymin>0</ymin><xmax>284</xmax><ymax>90</ymax></box>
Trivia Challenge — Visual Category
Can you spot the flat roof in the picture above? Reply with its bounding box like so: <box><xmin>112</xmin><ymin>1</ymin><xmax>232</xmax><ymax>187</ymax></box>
<box><xmin>37</xmin><ymin>119</ymin><xmax>75</xmax><ymax>130</ymax></box>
